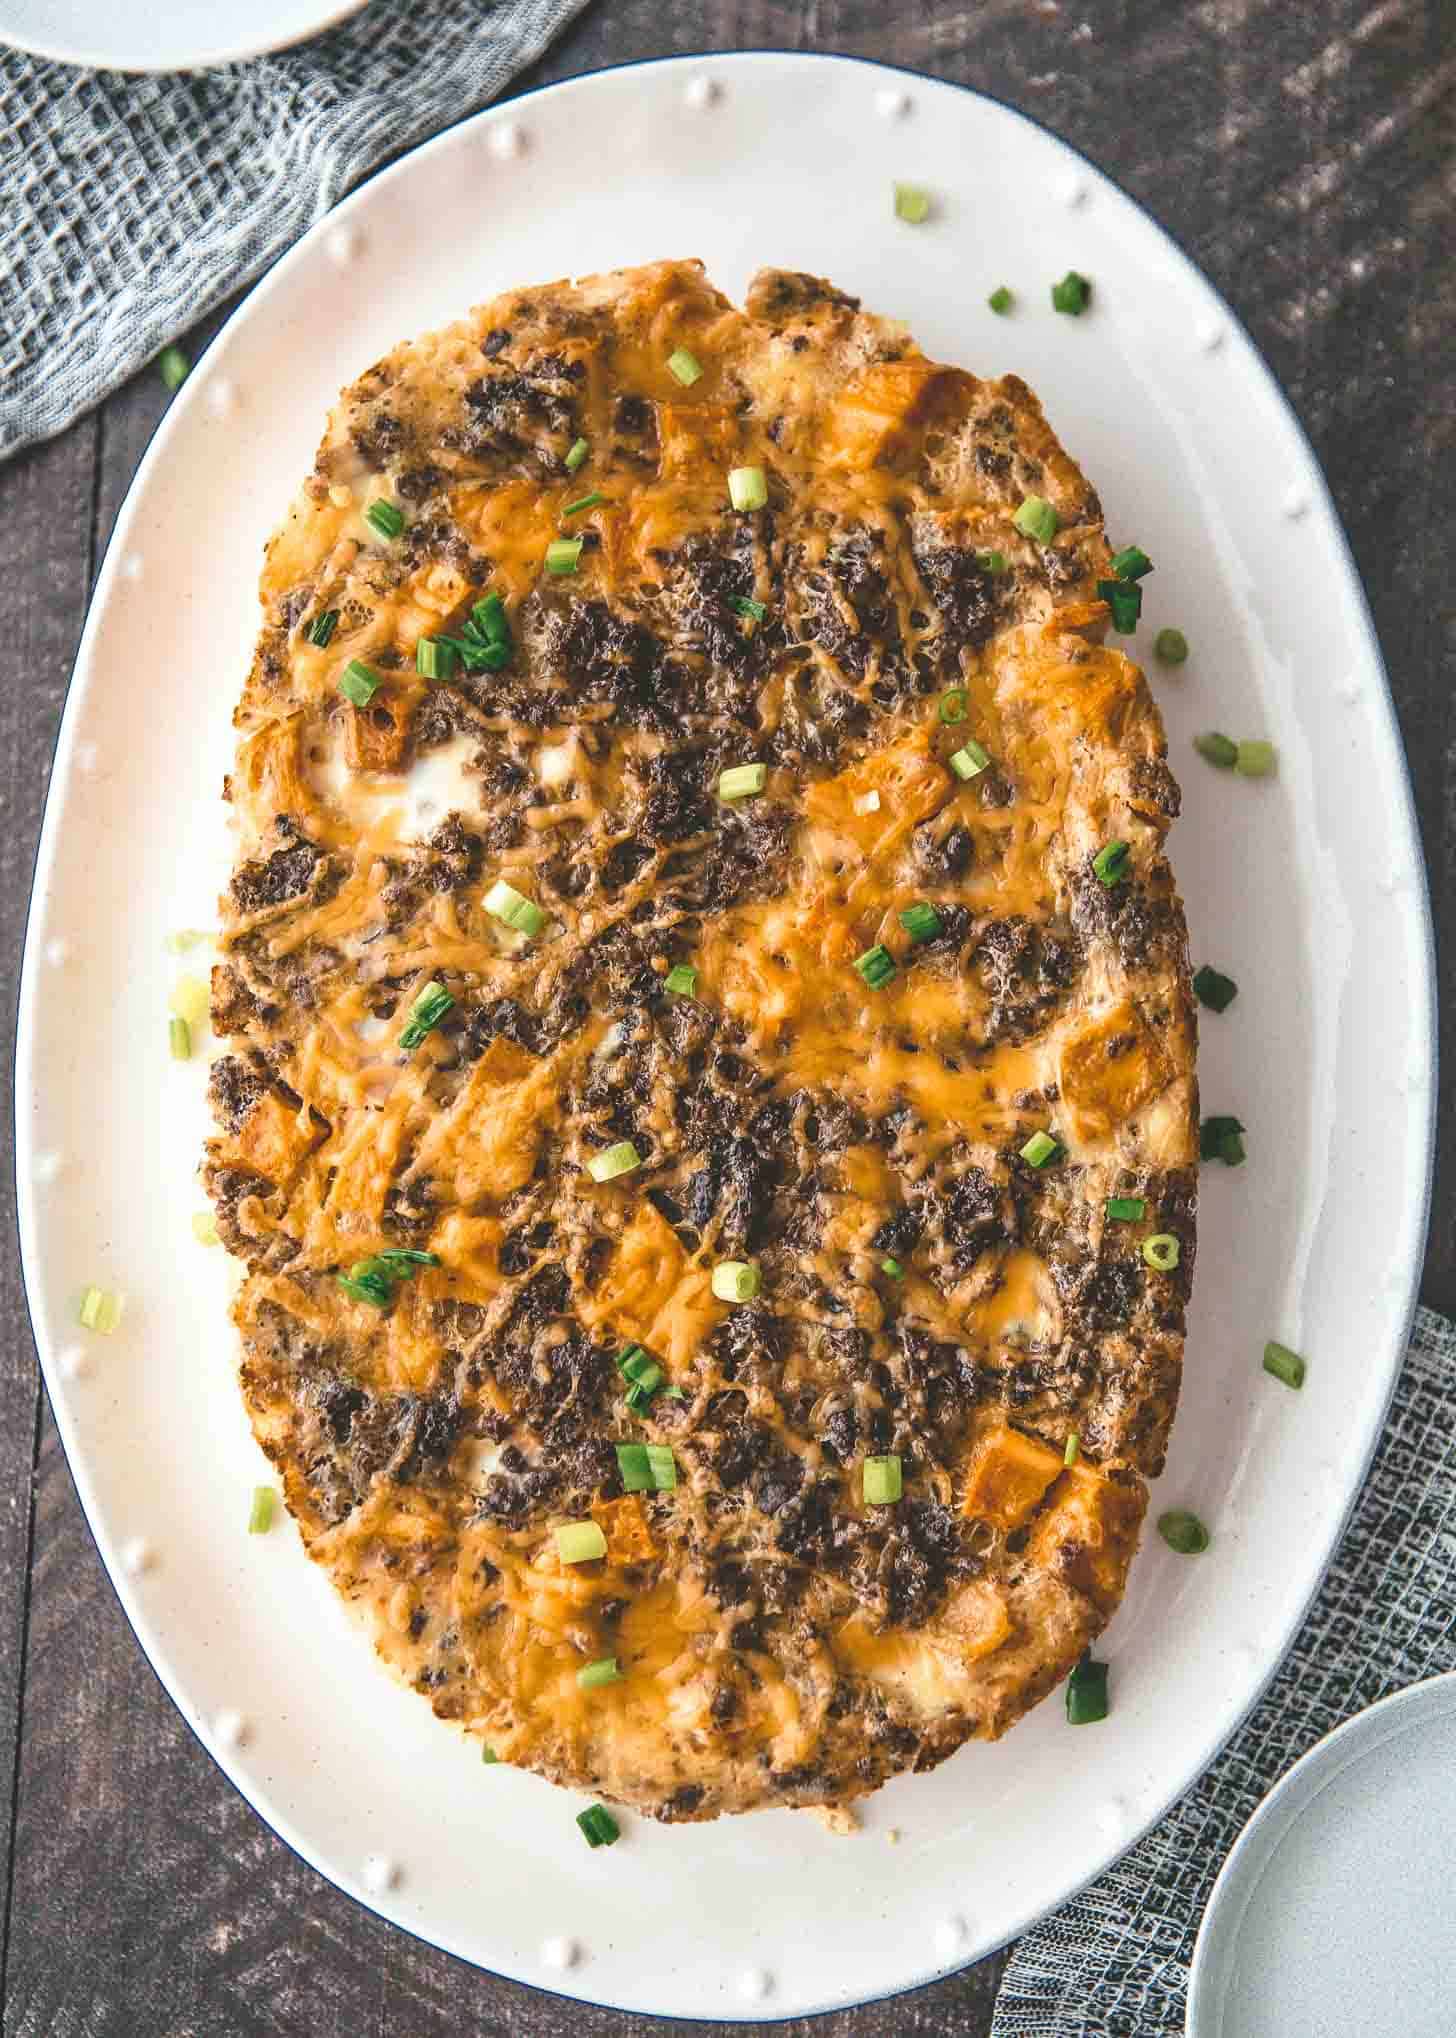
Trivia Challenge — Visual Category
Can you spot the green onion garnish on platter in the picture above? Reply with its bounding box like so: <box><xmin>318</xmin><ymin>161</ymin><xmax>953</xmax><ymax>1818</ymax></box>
<box><xmin>862</xmin><ymin>1455</ymin><xmax>903</xmax><ymax>1504</ymax></box>
<box><xmin>588</xmin><ymin>1141</ymin><xmax>642</xmax><ymax>1184</ymax></box>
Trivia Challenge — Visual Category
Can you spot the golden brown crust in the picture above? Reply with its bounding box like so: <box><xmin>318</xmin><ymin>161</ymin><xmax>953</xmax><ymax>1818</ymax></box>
<box><xmin>206</xmin><ymin>260</ymin><xmax>1196</xmax><ymax>1820</ymax></box>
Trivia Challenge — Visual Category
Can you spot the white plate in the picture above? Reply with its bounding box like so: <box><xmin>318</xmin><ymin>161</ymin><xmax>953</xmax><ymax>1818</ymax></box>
<box><xmin>1188</xmin><ymin>1673</ymin><xmax>1456</xmax><ymax>2037</ymax></box>
<box><xmin>0</xmin><ymin>0</ymin><xmax>366</xmax><ymax>72</ymax></box>
<box><xmin>15</xmin><ymin>52</ymin><xmax>1435</xmax><ymax>2023</ymax></box>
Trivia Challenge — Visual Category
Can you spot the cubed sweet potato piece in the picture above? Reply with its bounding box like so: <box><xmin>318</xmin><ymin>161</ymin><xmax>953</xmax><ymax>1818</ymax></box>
<box><xmin>1026</xmin><ymin>1462</ymin><xmax>1147</xmax><ymax>1612</ymax></box>
<box><xmin>961</xmin><ymin>1422</ymin><xmax>1064</xmax><ymax>1532</ymax></box>
<box><xmin>228</xmin><ymin>1088</ymin><xmax>322</xmax><ymax>1188</ymax></box>
<box><xmin>344</xmin><ymin>695</ymin><xmax>410</xmax><ymax>772</ymax></box>
<box><xmin>593</xmin><ymin>1494</ymin><xmax>656</xmax><ymax>1565</ymax></box>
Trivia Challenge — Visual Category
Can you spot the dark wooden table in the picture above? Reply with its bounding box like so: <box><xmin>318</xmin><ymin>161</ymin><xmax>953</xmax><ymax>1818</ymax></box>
<box><xmin>3</xmin><ymin>3</ymin><xmax>1452</xmax><ymax>2031</ymax></box>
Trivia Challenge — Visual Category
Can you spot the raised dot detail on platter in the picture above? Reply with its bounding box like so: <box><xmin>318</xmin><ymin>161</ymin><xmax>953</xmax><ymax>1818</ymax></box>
<box><xmin>58</xmin><ymin>1344</ymin><xmax>88</xmax><ymax>1381</ymax></box>
<box><xmin>1337</xmin><ymin>675</ymin><xmax>1362</xmax><ymax>704</ymax></box>
<box><xmin>33</xmin><ymin>1151</ymin><xmax>62</xmax><ymax>1184</ymax></box>
<box><xmin>327</xmin><ymin>225</ymin><xmax>361</xmax><ymax>269</ymax></box>
<box><xmin>1057</xmin><ymin>171</ymin><xmax>1088</xmax><ymax>208</ymax></box>
<box><xmin>934</xmin><ymin>1915</ymin><xmax>968</xmax><ymax>1959</ymax></box>
<box><xmin>207</xmin><ymin>379</ymin><xmax>236</xmax><ymax>419</ymax></box>
<box><xmin>1379</xmin><ymin>865</ymin><xmax>1407</xmax><ymax>895</ymax></box>
<box><xmin>44</xmin><ymin>937</ymin><xmax>70</xmax><ymax>968</ymax></box>
<box><xmin>214</xmin><ymin>1710</ymin><xmax>248</xmax><ymax>1752</ymax></box>
<box><xmin>121</xmin><ymin>1537</ymin><xmax>153</xmax><ymax>1577</ymax></box>
<box><xmin>1095</xmin><ymin>1797</ymin><xmax>1127</xmax><ymax>1837</ymax></box>
<box><xmin>75</xmin><ymin>741</ymin><xmax>100</xmax><ymax>777</ymax></box>
<box><xmin>738</xmin><ymin>1968</ymin><xmax>773</xmax><ymax>2002</ymax></box>
<box><xmin>119</xmin><ymin>552</ymin><xmax>144</xmax><ymax>582</ymax></box>
<box><xmin>489</xmin><ymin>121</ymin><xmax>526</xmax><ymax>160</ymax></box>
<box><xmin>540</xmin><ymin>1935</ymin><xmax>580</xmax><ymax>1970</ymax></box>
<box><xmin>683</xmin><ymin>74</ymin><xmax>720</xmax><ymax>109</ymax></box>
<box><xmin>1282</xmin><ymin>486</ymin><xmax>1310</xmax><ymax>521</ymax></box>
<box><xmin>874</xmin><ymin>87</ymin><xmax>911</xmax><ymax>120</ymax></box>
<box><xmin>1195</xmin><ymin>317</ymin><xmax>1225</xmax><ymax>353</ymax></box>
<box><xmin>363</xmin><ymin>1854</ymin><xmax>400</xmax><ymax>1894</ymax></box>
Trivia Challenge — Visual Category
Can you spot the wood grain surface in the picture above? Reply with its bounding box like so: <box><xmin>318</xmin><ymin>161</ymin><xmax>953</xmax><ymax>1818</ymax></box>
<box><xmin>2</xmin><ymin>3</ymin><xmax>1452</xmax><ymax>2032</ymax></box>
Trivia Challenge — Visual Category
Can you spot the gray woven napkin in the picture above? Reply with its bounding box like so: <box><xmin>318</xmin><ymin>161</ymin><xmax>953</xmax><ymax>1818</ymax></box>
<box><xmin>0</xmin><ymin>0</ymin><xmax>593</xmax><ymax>461</ymax></box>
<box><xmin>991</xmin><ymin>1303</ymin><xmax>1456</xmax><ymax>2037</ymax></box>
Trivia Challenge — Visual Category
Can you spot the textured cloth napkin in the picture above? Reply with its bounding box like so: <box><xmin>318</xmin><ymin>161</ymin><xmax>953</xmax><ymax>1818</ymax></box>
<box><xmin>0</xmin><ymin>0</ymin><xmax>593</xmax><ymax>461</ymax></box>
<box><xmin>991</xmin><ymin>1303</ymin><xmax>1456</xmax><ymax>2036</ymax></box>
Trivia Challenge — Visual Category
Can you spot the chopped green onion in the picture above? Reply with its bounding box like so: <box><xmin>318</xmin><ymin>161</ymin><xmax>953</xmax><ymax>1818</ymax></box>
<box><xmin>164</xmin><ymin>929</ymin><xmax>208</xmax><ymax>953</ymax></box>
<box><xmin>881</xmin><ymin>1256</ymin><xmax>904</xmax><ymax>1279</ymax></box>
<box><xmin>727</xmin><ymin>466</ymin><xmax>768</xmax><ymax>512</ymax></box>
<box><xmin>248</xmin><ymin>1487</ymin><xmax>276</xmax><ymax>1535</ymax></box>
<box><xmin>364</xmin><ymin>499</ymin><xmax>405</xmax><ymax>540</ymax></box>
<box><xmin>1066</xmin><ymin>1657</ymin><xmax>1109</xmax><ymax>1725</ymax></box>
<box><xmin>1200</xmin><ymin>1114</ymin><xmax>1246</xmax><ymax>1167</ymax></box>
<box><xmin>169</xmin><ymin>1016</ymin><xmax>192</xmax><ymax>1061</ymax></box>
<box><xmin>988</xmin><ymin>286</ymin><xmax>1014</xmax><ymax>314</ymax></box>
<box><xmin>618</xmin><ymin>1346</ymin><xmax>665</xmax><ymax>1391</ymax></box>
<box><xmin>665</xmin><ymin>963</ymin><xmax>698</xmax><ymax>997</ymax></box>
<box><xmin>1014</xmin><ymin>495</ymin><xmax>1059</xmax><ymax>544</ymax></box>
<box><xmin>613</xmin><ymin>1440</ymin><xmax>653</xmax><ymax>1493</ymax></box>
<box><xmin>898</xmin><ymin>902</ymin><xmax>942</xmax><ymax>944</ymax></box>
<box><xmin>564</xmin><ymin>436</ymin><xmax>590</xmax><ymax>472</ymax></box>
<box><xmin>306</xmin><ymin>609</ymin><xmax>339</xmax><ymax>648</ymax></box>
<box><xmin>1193</xmin><ymin>965</ymin><xmax>1238</xmax><ymax>1013</ymax></box>
<box><xmin>482</xmin><ymin>1745</ymin><xmax>500</xmax><ymax>1764</ymax></box>
<box><xmin>576</xmin><ymin>1804</ymin><xmax>620</xmax><ymax>1848</ymax></box>
<box><xmin>728</xmin><ymin>595</ymin><xmax>767</xmax><ymax>621</ymax></box>
<box><xmin>624</xmin><ymin>1382</ymin><xmax>655</xmax><ymax>1413</ymax></box>
<box><xmin>976</xmin><ymin>549</ymin><xmax>1009</xmax><ymax>574</ymax></box>
<box><xmin>556</xmin><ymin>1521</ymin><xmax>607</xmax><ymax>1565</ymax></box>
<box><xmin>718</xmin><ymin>762</ymin><xmax>767</xmax><ymax>800</ymax></box>
<box><xmin>1263</xmin><ymin>1340</ymin><xmax>1306</xmax><ymax>1390</ymax></box>
<box><xmin>1020</xmin><ymin>1129</ymin><xmax>1060</xmax><ymax>1169</ymax></box>
<box><xmin>1097</xmin><ymin>579</ymin><xmax>1143</xmax><ymax>634</ymax></box>
<box><xmin>1051</xmin><ymin>271</ymin><xmax>1092</xmax><ymax>316</ymax></box>
<box><xmin>545</xmin><ymin>536</ymin><xmax>583</xmax><ymax>576</ymax></box>
<box><xmin>483</xmin><ymin>878</ymin><xmax>545</xmax><ymax>937</ymax></box>
<box><xmin>561</xmin><ymin>491</ymin><xmax>606</xmax><ymax>519</ymax></box>
<box><xmin>577</xmin><ymin>1657</ymin><xmax>624</xmax><ymax>1690</ymax></box>
<box><xmin>158</xmin><ymin>345</ymin><xmax>190</xmax><ymax>392</ymax></box>
<box><xmin>863</xmin><ymin>1455</ymin><xmax>903</xmax><ymax>1504</ymax></box>
<box><xmin>416</xmin><ymin>636</ymin><xmax>458</xmax><ymax>681</ymax></box>
<box><xmin>853</xmin><ymin>944</ymin><xmax>897</xmax><ymax>990</ymax></box>
<box><xmin>1235</xmin><ymin>739</ymin><xmax>1277</xmax><ymax>779</ymax></box>
<box><xmin>712</xmin><ymin>1260</ymin><xmax>760</xmax><ymax>1304</ymax></box>
<box><xmin>1154</xmin><ymin>627</ymin><xmax>1189</xmax><ymax>665</ymax></box>
<box><xmin>1157</xmin><ymin>1509</ymin><xmax>1209</xmax><ymax>1554</ymax></box>
<box><xmin>339</xmin><ymin>659</ymin><xmax>380</xmax><ymax>707</ymax></box>
<box><xmin>336</xmin><ymin>1263</ymin><xmax>394</xmax><ymax>1308</ymax></box>
<box><xmin>169</xmin><ymin>973</ymin><xmax>209</xmax><ymax>1027</ymax></box>
<box><xmin>645</xmin><ymin>1444</ymin><xmax>677</xmax><ymax>1492</ymax></box>
<box><xmin>399</xmin><ymin>980</ymin><xmax>454</xmax><ymax>1050</ymax></box>
<box><xmin>1092</xmin><ymin>840</ymin><xmax>1131</xmax><ymax>887</ymax></box>
<box><xmin>1106</xmin><ymin>1196</ymin><xmax>1146</xmax><ymax>1223</ymax></box>
<box><xmin>372</xmin><ymin>1249</ymin><xmax>441</xmax><ymax>1273</ymax></box>
<box><xmin>1110</xmin><ymin>545</ymin><xmax>1153</xmax><ymax>581</ymax></box>
<box><xmin>191</xmin><ymin>1210</ymin><xmax>220</xmax><ymax>1247</ymax></box>
<box><xmin>950</xmin><ymin>740</ymin><xmax>991</xmax><ymax>781</ymax></box>
<box><xmin>1142</xmin><ymin>1233</ymin><xmax>1181</xmax><ymax>1272</ymax></box>
<box><xmin>443</xmin><ymin>632</ymin><xmax>511</xmax><ymax>673</ymax></box>
<box><xmin>893</xmin><ymin>182</ymin><xmax>931</xmax><ymax>224</ymax></box>
<box><xmin>667</xmin><ymin>346</ymin><xmax>703</xmax><ymax>386</ymax></box>
<box><xmin>473</xmin><ymin>593</ymin><xmax>511</xmax><ymax>646</ymax></box>
<box><xmin>1064</xmin><ymin>1432</ymin><xmax>1081</xmax><ymax>1467</ymax></box>
<box><xmin>1194</xmin><ymin>730</ymin><xmax>1238</xmax><ymax>769</ymax></box>
<box><xmin>588</xmin><ymin>1141</ymin><xmax>642</xmax><ymax>1184</ymax></box>
<box><xmin>78</xmin><ymin>1287</ymin><xmax>124</xmax><ymax>1335</ymax></box>
<box><xmin>939</xmin><ymin>687</ymin><xmax>968</xmax><ymax>725</ymax></box>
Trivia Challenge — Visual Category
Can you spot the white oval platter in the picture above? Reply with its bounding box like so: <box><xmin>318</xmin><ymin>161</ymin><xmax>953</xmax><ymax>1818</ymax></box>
<box><xmin>0</xmin><ymin>0</ymin><xmax>367</xmax><ymax>72</ymax></box>
<box><xmin>14</xmin><ymin>51</ymin><xmax>1434</xmax><ymax>2023</ymax></box>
